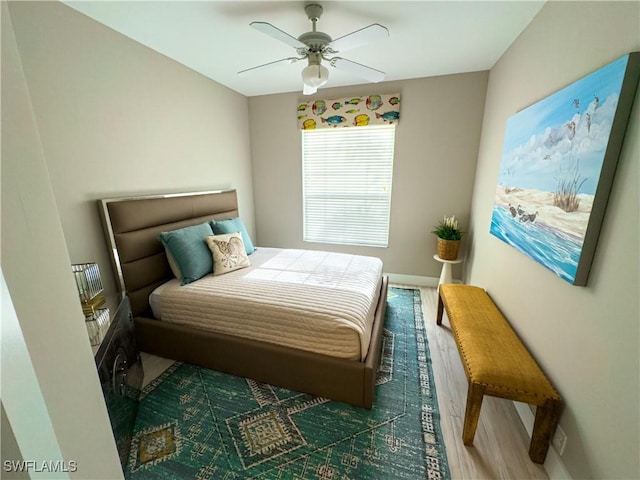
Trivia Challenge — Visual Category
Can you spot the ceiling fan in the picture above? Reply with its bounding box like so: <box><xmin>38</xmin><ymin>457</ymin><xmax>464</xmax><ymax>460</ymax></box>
<box><xmin>238</xmin><ymin>3</ymin><xmax>389</xmax><ymax>95</ymax></box>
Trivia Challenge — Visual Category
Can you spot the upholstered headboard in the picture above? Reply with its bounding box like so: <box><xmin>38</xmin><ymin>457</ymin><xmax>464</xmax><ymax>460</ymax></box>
<box><xmin>98</xmin><ymin>189</ymin><xmax>239</xmax><ymax>316</ymax></box>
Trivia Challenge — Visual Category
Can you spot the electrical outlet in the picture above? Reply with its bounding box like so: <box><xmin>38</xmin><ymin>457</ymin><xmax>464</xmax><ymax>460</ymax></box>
<box><xmin>552</xmin><ymin>426</ymin><xmax>567</xmax><ymax>455</ymax></box>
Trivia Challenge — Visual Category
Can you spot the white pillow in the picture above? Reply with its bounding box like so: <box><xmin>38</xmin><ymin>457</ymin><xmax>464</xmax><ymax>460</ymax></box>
<box><xmin>204</xmin><ymin>232</ymin><xmax>251</xmax><ymax>276</ymax></box>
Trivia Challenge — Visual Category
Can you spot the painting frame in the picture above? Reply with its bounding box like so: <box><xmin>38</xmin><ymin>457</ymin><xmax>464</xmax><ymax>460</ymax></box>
<box><xmin>490</xmin><ymin>52</ymin><xmax>640</xmax><ymax>286</ymax></box>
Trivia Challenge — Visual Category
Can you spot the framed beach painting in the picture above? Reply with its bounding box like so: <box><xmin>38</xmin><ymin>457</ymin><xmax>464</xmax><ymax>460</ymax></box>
<box><xmin>490</xmin><ymin>52</ymin><xmax>640</xmax><ymax>285</ymax></box>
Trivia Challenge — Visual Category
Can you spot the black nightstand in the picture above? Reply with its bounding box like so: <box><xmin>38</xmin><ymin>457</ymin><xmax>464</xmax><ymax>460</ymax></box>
<box><xmin>93</xmin><ymin>294</ymin><xmax>143</xmax><ymax>469</ymax></box>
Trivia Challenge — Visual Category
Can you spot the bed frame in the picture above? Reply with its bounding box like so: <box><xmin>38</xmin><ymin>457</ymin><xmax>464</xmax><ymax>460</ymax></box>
<box><xmin>98</xmin><ymin>189</ymin><xmax>388</xmax><ymax>408</ymax></box>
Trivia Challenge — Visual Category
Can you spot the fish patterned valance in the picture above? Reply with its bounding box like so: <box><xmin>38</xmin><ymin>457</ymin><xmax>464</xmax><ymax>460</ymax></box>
<box><xmin>297</xmin><ymin>93</ymin><xmax>400</xmax><ymax>130</ymax></box>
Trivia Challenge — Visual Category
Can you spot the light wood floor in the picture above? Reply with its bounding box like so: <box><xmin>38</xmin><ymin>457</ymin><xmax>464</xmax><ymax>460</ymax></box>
<box><xmin>139</xmin><ymin>284</ymin><xmax>549</xmax><ymax>480</ymax></box>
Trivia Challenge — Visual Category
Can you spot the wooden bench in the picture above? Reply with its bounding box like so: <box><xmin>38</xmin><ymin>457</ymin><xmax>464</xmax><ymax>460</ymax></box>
<box><xmin>436</xmin><ymin>284</ymin><xmax>562</xmax><ymax>464</ymax></box>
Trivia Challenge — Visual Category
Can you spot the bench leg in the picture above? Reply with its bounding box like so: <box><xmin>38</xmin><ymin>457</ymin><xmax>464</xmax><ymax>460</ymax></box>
<box><xmin>436</xmin><ymin>291</ymin><xmax>444</xmax><ymax>325</ymax></box>
<box><xmin>529</xmin><ymin>399</ymin><xmax>562</xmax><ymax>464</ymax></box>
<box><xmin>462</xmin><ymin>382</ymin><xmax>485</xmax><ymax>445</ymax></box>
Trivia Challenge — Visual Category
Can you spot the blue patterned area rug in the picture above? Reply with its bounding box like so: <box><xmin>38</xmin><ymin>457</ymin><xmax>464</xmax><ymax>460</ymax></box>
<box><xmin>125</xmin><ymin>288</ymin><xmax>450</xmax><ymax>479</ymax></box>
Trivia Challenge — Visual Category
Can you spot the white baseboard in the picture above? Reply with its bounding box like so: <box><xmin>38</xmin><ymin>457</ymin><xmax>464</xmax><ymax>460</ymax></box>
<box><xmin>385</xmin><ymin>273</ymin><xmax>440</xmax><ymax>287</ymax></box>
<box><xmin>513</xmin><ymin>401</ymin><xmax>572</xmax><ymax>479</ymax></box>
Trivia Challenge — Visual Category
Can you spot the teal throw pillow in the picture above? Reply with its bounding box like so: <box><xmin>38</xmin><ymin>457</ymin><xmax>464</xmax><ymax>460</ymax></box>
<box><xmin>158</xmin><ymin>222</ymin><xmax>214</xmax><ymax>285</ymax></box>
<box><xmin>210</xmin><ymin>218</ymin><xmax>256</xmax><ymax>255</ymax></box>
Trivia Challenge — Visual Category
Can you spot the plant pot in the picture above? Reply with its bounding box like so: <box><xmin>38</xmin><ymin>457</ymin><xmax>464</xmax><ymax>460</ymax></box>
<box><xmin>437</xmin><ymin>238</ymin><xmax>460</xmax><ymax>260</ymax></box>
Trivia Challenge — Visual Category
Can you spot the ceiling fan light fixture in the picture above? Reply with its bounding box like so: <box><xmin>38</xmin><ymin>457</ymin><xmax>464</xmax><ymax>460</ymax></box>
<box><xmin>301</xmin><ymin>63</ymin><xmax>329</xmax><ymax>89</ymax></box>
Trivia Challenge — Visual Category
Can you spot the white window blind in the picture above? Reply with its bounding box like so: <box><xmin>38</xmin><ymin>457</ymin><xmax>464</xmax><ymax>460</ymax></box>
<box><xmin>302</xmin><ymin>125</ymin><xmax>395</xmax><ymax>247</ymax></box>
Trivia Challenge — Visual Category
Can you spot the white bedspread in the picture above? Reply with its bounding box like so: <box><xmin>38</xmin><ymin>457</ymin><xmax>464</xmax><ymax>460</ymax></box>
<box><xmin>150</xmin><ymin>248</ymin><xmax>383</xmax><ymax>360</ymax></box>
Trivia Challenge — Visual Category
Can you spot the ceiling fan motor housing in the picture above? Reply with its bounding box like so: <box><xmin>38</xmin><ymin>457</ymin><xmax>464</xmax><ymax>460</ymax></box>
<box><xmin>298</xmin><ymin>31</ymin><xmax>332</xmax><ymax>53</ymax></box>
<box><xmin>299</xmin><ymin>4</ymin><xmax>331</xmax><ymax>53</ymax></box>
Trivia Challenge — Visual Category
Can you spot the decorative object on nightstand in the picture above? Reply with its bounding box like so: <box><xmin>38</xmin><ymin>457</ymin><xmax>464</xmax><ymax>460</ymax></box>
<box><xmin>72</xmin><ymin>262</ymin><xmax>111</xmax><ymax>345</ymax></box>
<box><xmin>432</xmin><ymin>215</ymin><xmax>464</xmax><ymax>260</ymax></box>
<box><xmin>71</xmin><ymin>262</ymin><xmax>106</xmax><ymax>314</ymax></box>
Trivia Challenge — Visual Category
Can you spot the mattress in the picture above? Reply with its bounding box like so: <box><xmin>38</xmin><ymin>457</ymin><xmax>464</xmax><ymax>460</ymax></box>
<box><xmin>150</xmin><ymin>248</ymin><xmax>383</xmax><ymax>360</ymax></box>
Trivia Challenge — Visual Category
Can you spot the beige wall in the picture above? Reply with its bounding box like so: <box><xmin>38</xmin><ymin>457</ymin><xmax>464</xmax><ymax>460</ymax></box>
<box><xmin>467</xmin><ymin>2</ymin><xmax>639</xmax><ymax>478</ymax></box>
<box><xmin>8</xmin><ymin>1</ymin><xmax>255</xmax><ymax>297</ymax></box>
<box><xmin>249</xmin><ymin>73</ymin><xmax>488</xmax><ymax>279</ymax></box>
<box><xmin>1</xmin><ymin>2</ymin><xmax>123</xmax><ymax>477</ymax></box>
<box><xmin>4</xmin><ymin>1</ymin><xmax>255</xmax><ymax>477</ymax></box>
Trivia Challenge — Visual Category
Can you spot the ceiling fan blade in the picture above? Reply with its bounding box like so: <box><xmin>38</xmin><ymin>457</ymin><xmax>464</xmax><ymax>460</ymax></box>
<box><xmin>238</xmin><ymin>57</ymin><xmax>300</xmax><ymax>76</ymax></box>
<box><xmin>303</xmin><ymin>84</ymin><xmax>318</xmax><ymax>96</ymax></box>
<box><xmin>329</xmin><ymin>24</ymin><xmax>389</xmax><ymax>53</ymax></box>
<box><xmin>250</xmin><ymin>21</ymin><xmax>307</xmax><ymax>49</ymax></box>
<box><xmin>330</xmin><ymin>57</ymin><xmax>386</xmax><ymax>83</ymax></box>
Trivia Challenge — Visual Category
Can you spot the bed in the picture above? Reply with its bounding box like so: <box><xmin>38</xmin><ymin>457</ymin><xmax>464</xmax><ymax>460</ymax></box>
<box><xmin>98</xmin><ymin>189</ymin><xmax>388</xmax><ymax>408</ymax></box>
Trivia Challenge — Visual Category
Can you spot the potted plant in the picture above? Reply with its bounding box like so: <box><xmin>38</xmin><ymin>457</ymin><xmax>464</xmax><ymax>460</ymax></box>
<box><xmin>432</xmin><ymin>215</ymin><xmax>464</xmax><ymax>260</ymax></box>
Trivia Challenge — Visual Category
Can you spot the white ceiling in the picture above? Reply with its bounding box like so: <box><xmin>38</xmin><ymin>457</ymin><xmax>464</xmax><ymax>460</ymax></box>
<box><xmin>63</xmin><ymin>1</ymin><xmax>545</xmax><ymax>97</ymax></box>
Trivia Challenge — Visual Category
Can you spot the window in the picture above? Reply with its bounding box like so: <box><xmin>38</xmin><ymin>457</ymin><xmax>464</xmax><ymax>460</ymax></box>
<box><xmin>302</xmin><ymin>125</ymin><xmax>395</xmax><ymax>247</ymax></box>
